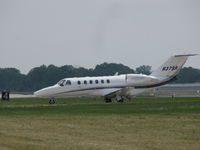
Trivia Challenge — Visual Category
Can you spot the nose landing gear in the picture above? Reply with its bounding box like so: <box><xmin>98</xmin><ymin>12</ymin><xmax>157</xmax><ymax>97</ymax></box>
<box><xmin>49</xmin><ymin>99</ymin><xmax>55</xmax><ymax>104</ymax></box>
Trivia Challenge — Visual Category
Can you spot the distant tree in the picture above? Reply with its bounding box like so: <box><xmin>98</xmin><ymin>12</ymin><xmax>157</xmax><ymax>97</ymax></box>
<box><xmin>94</xmin><ymin>63</ymin><xmax>135</xmax><ymax>76</ymax></box>
<box><xmin>136</xmin><ymin>65</ymin><xmax>152</xmax><ymax>75</ymax></box>
<box><xmin>0</xmin><ymin>68</ymin><xmax>27</xmax><ymax>91</ymax></box>
<box><xmin>0</xmin><ymin>64</ymin><xmax>200</xmax><ymax>92</ymax></box>
<box><xmin>60</xmin><ymin>65</ymin><xmax>76</xmax><ymax>78</ymax></box>
<box><xmin>175</xmin><ymin>67</ymin><xmax>200</xmax><ymax>83</ymax></box>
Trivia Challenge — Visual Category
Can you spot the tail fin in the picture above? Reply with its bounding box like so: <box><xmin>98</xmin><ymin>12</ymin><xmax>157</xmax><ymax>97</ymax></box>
<box><xmin>151</xmin><ymin>54</ymin><xmax>197</xmax><ymax>79</ymax></box>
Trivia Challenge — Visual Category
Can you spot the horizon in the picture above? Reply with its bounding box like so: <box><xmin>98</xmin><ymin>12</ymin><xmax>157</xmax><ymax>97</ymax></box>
<box><xmin>0</xmin><ymin>62</ymin><xmax>199</xmax><ymax>75</ymax></box>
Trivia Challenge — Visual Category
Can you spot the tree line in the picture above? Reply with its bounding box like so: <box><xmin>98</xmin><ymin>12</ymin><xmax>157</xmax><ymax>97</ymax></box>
<box><xmin>0</xmin><ymin>63</ymin><xmax>199</xmax><ymax>92</ymax></box>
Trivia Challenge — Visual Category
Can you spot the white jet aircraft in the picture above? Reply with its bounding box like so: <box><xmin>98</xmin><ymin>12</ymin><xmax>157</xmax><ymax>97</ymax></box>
<box><xmin>34</xmin><ymin>54</ymin><xmax>197</xmax><ymax>104</ymax></box>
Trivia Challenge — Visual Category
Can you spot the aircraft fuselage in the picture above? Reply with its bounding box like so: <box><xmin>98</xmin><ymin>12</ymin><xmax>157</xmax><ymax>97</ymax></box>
<box><xmin>34</xmin><ymin>74</ymin><xmax>160</xmax><ymax>98</ymax></box>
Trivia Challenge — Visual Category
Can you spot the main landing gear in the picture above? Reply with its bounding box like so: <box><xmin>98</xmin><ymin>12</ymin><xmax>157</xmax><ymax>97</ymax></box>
<box><xmin>49</xmin><ymin>98</ymin><xmax>55</xmax><ymax>104</ymax></box>
<box><xmin>116</xmin><ymin>98</ymin><xmax>124</xmax><ymax>103</ymax></box>
<box><xmin>116</xmin><ymin>95</ymin><xmax>124</xmax><ymax>103</ymax></box>
<box><xmin>104</xmin><ymin>96</ymin><xmax>124</xmax><ymax>103</ymax></box>
<box><xmin>105</xmin><ymin>98</ymin><xmax>112</xmax><ymax>103</ymax></box>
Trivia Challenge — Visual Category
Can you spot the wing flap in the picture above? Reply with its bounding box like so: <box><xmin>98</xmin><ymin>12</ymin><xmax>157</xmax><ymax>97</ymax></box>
<box><xmin>104</xmin><ymin>87</ymin><xmax>133</xmax><ymax>98</ymax></box>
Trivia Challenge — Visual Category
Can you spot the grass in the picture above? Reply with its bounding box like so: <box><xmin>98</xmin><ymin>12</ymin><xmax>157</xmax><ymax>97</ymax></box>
<box><xmin>0</xmin><ymin>97</ymin><xmax>200</xmax><ymax>150</ymax></box>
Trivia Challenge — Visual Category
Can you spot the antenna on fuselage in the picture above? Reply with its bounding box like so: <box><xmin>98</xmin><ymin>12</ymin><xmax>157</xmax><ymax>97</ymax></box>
<box><xmin>115</xmin><ymin>72</ymin><xmax>119</xmax><ymax>76</ymax></box>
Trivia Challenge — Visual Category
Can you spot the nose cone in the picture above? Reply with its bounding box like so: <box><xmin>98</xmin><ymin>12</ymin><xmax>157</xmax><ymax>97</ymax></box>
<box><xmin>34</xmin><ymin>86</ymin><xmax>57</xmax><ymax>98</ymax></box>
<box><xmin>34</xmin><ymin>89</ymin><xmax>47</xmax><ymax>98</ymax></box>
<box><xmin>34</xmin><ymin>90</ymin><xmax>43</xmax><ymax>97</ymax></box>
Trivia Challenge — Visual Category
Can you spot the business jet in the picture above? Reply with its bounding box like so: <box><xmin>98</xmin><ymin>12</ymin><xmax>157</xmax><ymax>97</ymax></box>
<box><xmin>34</xmin><ymin>54</ymin><xmax>197</xmax><ymax>104</ymax></box>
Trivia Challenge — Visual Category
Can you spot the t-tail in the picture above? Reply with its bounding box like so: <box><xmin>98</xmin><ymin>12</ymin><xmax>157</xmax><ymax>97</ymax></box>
<box><xmin>151</xmin><ymin>54</ymin><xmax>197</xmax><ymax>80</ymax></box>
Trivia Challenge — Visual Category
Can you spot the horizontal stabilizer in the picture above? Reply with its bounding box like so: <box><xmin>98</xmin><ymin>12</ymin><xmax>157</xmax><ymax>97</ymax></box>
<box><xmin>174</xmin><ymin>54</ymin><xmax>198</xmax><ymax>57</ymax></box>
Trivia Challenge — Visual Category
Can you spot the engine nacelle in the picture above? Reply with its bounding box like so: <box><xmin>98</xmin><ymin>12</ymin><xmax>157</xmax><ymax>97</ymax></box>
<box><xmin>126</xmin><ymin>74</ymin><xmax>160</xmax><ymax>86</ymax></box>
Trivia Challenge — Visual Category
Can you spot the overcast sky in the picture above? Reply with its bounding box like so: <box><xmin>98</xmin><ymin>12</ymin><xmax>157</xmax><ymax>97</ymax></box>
<box><xmin>0</xmin><ymin>0</ymin><xmax>199</xmax><ymax>74</ymax></box>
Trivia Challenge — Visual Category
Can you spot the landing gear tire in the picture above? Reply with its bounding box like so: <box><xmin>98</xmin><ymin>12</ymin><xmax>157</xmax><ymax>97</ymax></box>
<box><xmin>116</xmin><ymin>96</ymin><xmax>124</xmax><ymax>103</ymax></box>
<box><xmin>105</xmin><ymin>98</ymin><xmax>112</xmax><ymax>103</ymax></box>
<box><xmin>117</xmin><ymin>98</ymin><xmax>124</xmax><ymax>103</ymax></box>
<box><xmin>49</xmin><ymin>99</ymin><xmax>55</xmax><ymax>104</ymax></box>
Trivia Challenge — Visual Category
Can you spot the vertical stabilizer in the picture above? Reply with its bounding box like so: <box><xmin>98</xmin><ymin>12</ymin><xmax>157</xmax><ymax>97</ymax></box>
<box><xmin>151</xmin><ymin>54</ymin><xmax>197</xmax><ymax>79</ymax></box>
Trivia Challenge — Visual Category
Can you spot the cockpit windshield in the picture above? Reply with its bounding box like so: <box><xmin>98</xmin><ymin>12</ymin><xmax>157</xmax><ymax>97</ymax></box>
<box><xmin>57</xmin><ymin>79</ymin><xmax>65</xmax><ymax>86</ymax></box>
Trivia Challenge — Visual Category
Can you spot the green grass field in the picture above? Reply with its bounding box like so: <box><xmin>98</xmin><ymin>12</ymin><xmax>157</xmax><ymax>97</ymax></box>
<box><xmin>0</xmin><ymin>97</ymin><xmax>200</xmax><ymax>150</ymax></box>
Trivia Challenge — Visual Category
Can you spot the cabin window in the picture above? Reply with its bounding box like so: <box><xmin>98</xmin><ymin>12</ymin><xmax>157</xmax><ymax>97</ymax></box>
<box><xmin>89</xmin><ymin>80</ymin><xmax>93</xmax><ymax>84</ymax></box>
<box><xmin>107</xmin><ymin>79</ymin><xmax>110</xmax><ymax>83</ymax></box>
<box><xmin>101</xmin><ymin>80</ymin><xmax>104</xmax><ymax>84</ymax></box>
<box><xmin>66</xmin><ymin>80</ymin><xmax>71</xmax><ymax>85</ymax></box>
<box><xmin>58</xmin><ymin>79</ymin><xmax>65</xmax><ymax>87</ymax></box>
<box><xmin>95</xmin><ymin>80</ymin><xmax>99</xmax><ymax>84</ymax></box>
<box><xmin>77</xmin><ymin>81</ymin><xmax>81</xmax><ymax>85</ymax></box>
<box><xmin>84</xmin><ymin>80</ymin><xmax>87</xmax><ymax>84</ymax></box>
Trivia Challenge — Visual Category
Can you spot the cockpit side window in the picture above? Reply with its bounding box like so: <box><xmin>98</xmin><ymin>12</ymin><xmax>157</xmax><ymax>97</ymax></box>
<box><xmin>66</xmin><ymin>80</ymin><xmax>71</xmax><ymax>85</ymax></box>
<box><xmin>58</xmin><ymin>79</ymin><xmax>65</xmax><ymax>87</ymax></box>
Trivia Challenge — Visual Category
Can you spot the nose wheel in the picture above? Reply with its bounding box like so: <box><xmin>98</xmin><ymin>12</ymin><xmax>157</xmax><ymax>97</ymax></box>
<box><xmin>49</xmin><ymin>99</ymin><xmax>55</xmax><ymax>104</ymax></box>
